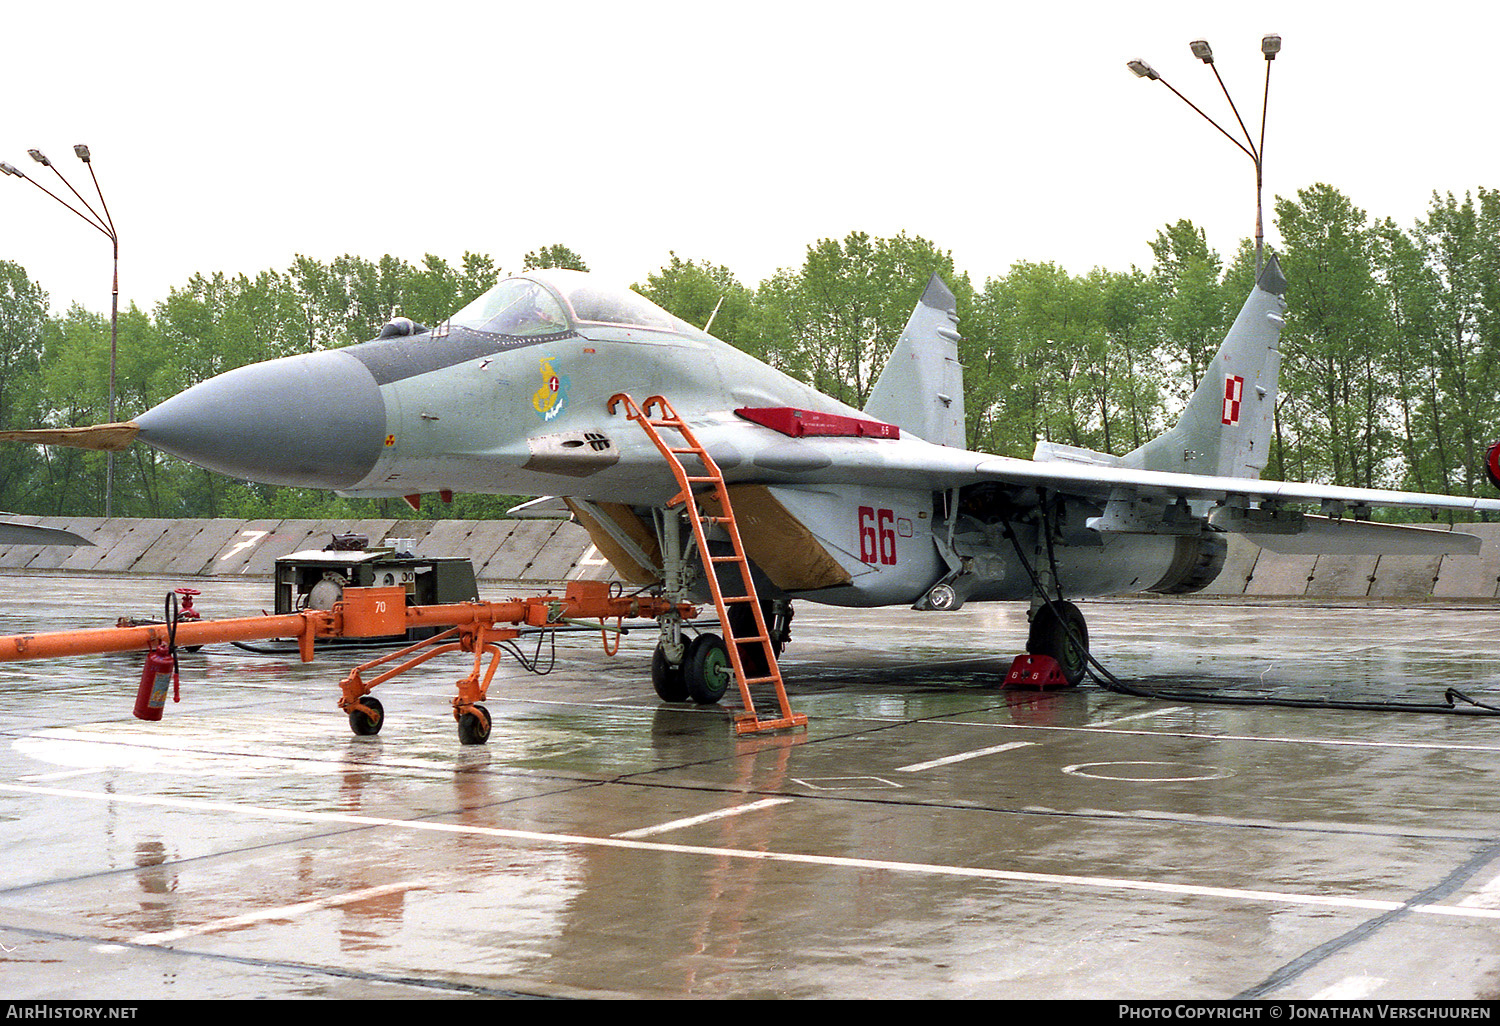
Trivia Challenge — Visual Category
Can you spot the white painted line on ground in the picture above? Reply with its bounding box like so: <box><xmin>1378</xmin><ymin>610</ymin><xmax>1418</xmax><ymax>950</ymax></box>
<box><xmin>1456</xmin><ymin>869</ymin><xmax>1500</xmax><ymax>909</ymax></box>
<box><xmin>896</xmin><ymin>741</ymin><xmax>1035</xmax><ymax>773</ymax></box>
<box><xmin>8</xmin><ymin>783</ymin><xmax>1497</xmax><ymax>923</ymax></box>
<box><xmin>1090</xmin><ymin>707</ymin><xmax>1189</xmax><ymax>728</ymax></box>
<box><xmin>1312</xmin><ymin>976</ymin><xmax>1387</xmax><ymax>999</ymax></box>
<box><xmin>613</xmin><ymin>798</ymin><xmax>794</xmax><ymax>838</ymax></box>
<box><xmin>1409</xmin><ymin>903</ymin><xmax>1500</xmax><ymax>920</ymax></box>
<box><xmin>127</xmin><ymin>880</ymin><xmax>427</xmax><ymax>945</ymax></box>
<box><xmin>18</xmin><ymin>768</ymin><xmax>105</xmax><ymax>782</ymax></box>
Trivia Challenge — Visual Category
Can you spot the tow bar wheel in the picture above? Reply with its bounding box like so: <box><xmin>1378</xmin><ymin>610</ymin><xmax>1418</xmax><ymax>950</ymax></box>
<box><xmin>347</xmin><ymin>695</ymin><xmax>384</xmax><ymax>736</ymax></box>
<box><xmin>457</xmin><ymin>704</ymin><xmax>492</xmax><ymax>745</ymax></box>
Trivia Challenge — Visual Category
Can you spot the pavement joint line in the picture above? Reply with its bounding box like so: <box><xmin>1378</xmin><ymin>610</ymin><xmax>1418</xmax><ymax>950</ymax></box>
<box><xmin>792</xmin><ymin>702</ymin><xmax>1500</xmax><ymax>755</ymax></box>
<box><xmin>6</xmin><ymin>781</ymin><xmax>1500</xmax><ymax>923</ymax></box>
<box><xmin>0</xmin><ymin>923</ymin><xmax>551</xmax><ymax>998</ymax></box>
<box><xmin>1238</xmin><ymin>838</ymin><xmax>1500</xmax><ymax>998</ymax></box>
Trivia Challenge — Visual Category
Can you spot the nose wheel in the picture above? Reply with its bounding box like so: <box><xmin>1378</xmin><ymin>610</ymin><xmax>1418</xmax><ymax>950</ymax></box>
<box><xmin>684</xmin><ymin>633</ymin><xmax>732</xmax><ymax>704</ymax></box>
<box><xmin>651</xmin><ymin>642</ymin><xmax>688</xmax><ymax>701</ymax></box>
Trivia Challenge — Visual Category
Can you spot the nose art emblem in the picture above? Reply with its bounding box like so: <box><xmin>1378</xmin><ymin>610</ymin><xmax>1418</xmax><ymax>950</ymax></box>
<box><xmin>533</xmin><ymin>357</ymin><xmax>569</xmax><ymax>422</ymax></box>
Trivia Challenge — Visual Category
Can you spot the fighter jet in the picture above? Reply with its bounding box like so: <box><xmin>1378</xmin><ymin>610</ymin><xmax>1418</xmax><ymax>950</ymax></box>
<box><xmin>9</xmin><ymin>260</ymin><xmax>1500</xmax><ymax>708</ymax></box>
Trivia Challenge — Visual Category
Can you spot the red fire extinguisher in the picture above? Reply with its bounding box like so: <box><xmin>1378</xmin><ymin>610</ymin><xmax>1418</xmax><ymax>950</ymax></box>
<box><xmin>134</xmin><ymin>592</ymin><xmax>182</xmax><ymax>722</ymax></box>
<box><xmin>134</xmin><ymin>642</ymin><xmax>178</xmax><ymax>721</ymax></box>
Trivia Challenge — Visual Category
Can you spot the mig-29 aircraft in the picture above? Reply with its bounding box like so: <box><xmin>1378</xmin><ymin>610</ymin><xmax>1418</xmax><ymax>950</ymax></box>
<box><xmin>11</xmin><ymin>258</ymin><xmax>1500</xmax><ymax>721</ymax></box>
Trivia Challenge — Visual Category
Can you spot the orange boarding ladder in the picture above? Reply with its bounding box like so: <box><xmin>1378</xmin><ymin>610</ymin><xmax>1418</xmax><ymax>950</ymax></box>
<box><xmin>609</xmin><ymin>392</ymin><xmax>807</xmax><ymax>734</ymax></box>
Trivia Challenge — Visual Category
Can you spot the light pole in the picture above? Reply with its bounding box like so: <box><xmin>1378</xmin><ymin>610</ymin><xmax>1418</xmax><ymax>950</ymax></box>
<box><xmin>1</xmin><ymin>144</ymin><xmax>120</xmax><ymax>516</ymax></box>
<box><xmin>1127</xmin><ymin>34</ymin><xmax>1281</xmax><ymax>278</ymax></box>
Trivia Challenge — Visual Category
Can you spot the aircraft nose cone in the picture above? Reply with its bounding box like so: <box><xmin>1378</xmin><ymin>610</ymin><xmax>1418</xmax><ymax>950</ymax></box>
<box><xmin>136</xmin><ymin>350</ymin><xmax>386</xmax><ymax>489</ymax></box>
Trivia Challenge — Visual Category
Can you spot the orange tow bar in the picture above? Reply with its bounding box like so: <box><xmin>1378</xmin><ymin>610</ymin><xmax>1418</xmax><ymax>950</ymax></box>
<box><xmin>0</xmin><ymin>580</ymin><xmax>694</xmax><ymax>745</ymax></box>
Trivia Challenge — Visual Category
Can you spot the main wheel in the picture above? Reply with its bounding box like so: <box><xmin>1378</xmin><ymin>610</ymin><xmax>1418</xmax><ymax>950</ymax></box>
<box><xmin>651</xmin><ymin>643</ymin><xmax>688</xmax><ymax>702</ymax></box>
<box><xmin>684</xmin><ymin>633</ymin><xmax>732</xmax><ymax>705</ymax></box>
<box><xmin>1026</xmin><ymin>601</ymin><xmax>1089</xmax><ymax>686</ymax></box>
<box><xmin>348</xmin><ymin>695</ymin><xmax>384</xmax><ymax>736</ymax></box>
<box><xmin>457</xmin><ymin>705</ymin><xmax>492</xmax><ymax>745</ymax></box>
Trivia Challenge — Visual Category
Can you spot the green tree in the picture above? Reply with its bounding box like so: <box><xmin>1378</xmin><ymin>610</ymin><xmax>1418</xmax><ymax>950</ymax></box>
<box><xmin>1274</xmin><ymin>183</ymin><xmax>1388</xmax><ymax>489</ymax></box>
<box><xmin>635</xmin><ymin>253</ymin><xmax>756</xmax><ymax>346</ymax></box>
<box><xmin>1371</xmin><ymin>216</ymin><xmax>1445</xmax><ymax>497</ymax></box>
<box><xmin>966</xmin><ymin>262</ymin><xmax>1113</xmax><ymax>456</ymax></box>
<box><xmin>1097</xmin><ymin>267</ymin><xmax>1168</xmax><ymax>453</ymax></box>
<box><xmin>0</xmin><ymin>262</ymin><xmax>48</xmax><ymax>509</ymax></box>
<box><xmin>750</xmin><ymin>231</ymin><xmax>967</xmax><ymax>408</ymax></box>
<box><xmin>1411</xmin><ymin>190</ymin><xmax>1500</xmax><ymax>498</ymax></box>
<box><xmin>523</xmin><ymin>244</ymin><xmax>589</xmax><ymax>272</ymax></box>
<box><xmin>1149</xmin><ymin>220</ymin><xmax>1230</xmax><ymax>394</ymax></box>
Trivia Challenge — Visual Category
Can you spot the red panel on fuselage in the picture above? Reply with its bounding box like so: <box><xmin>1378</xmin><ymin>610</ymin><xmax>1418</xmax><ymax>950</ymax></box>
<box><xmin>734</xmin><ymin>407</ymin><xmax>899</xmax><ymax>440</ymax></box>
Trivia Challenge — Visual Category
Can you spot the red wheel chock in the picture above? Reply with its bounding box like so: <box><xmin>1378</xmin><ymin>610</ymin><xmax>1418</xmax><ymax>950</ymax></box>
<box><xmin>1004</xmin><ymin>654</ymin><xmax>1070</xmax><ymax>689</ymax></box>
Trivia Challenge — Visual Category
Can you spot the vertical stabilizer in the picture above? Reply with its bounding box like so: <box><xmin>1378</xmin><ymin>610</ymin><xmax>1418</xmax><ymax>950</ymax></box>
<box><xmin>1122</xmin><ymin>254</ymin><xmax>1287</xmax><ymax>479</ymax></box>
<box><xmin>864</xmin><ymin>276</ymin><xmax>967</xmax><ymax>448</ymax></box>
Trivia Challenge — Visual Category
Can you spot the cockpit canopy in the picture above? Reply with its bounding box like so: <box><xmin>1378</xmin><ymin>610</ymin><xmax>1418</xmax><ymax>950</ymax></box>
<box><xmin>444</xmin><ymin>269</ymin><xmax>699</xmax><ymax>340</ymax></box>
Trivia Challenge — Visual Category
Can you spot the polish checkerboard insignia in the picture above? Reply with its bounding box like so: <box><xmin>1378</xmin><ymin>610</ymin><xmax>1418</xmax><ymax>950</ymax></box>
<box><xmin>1222</xmin><ymin>374</ymin><xmax>1244</xmax><ymax>426</ymax></box>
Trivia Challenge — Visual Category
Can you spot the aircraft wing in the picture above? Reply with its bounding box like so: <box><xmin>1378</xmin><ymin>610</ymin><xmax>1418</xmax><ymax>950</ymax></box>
<box><xmin>973</xmin><ymin>455</ymin><xmax>1500</xmax><ymax>516</ymax></box>
<box><xmin>0</xmin><ymin>518</ymin><xmax>93</xmax><ymax>547</ymax></box>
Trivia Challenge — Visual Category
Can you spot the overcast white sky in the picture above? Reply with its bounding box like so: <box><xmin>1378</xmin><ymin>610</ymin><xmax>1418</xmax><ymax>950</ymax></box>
<box><xmin>4</xmin><ymin>1</ymin><xmax>1497</xmax><ymax>317</ymax></box>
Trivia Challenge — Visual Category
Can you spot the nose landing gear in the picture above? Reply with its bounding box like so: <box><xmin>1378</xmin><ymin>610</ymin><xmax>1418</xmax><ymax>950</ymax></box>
<box><xmin>1025</xmin><ymin>600</ymin><xmax>1089</xmax><ymax>686</ymax></box>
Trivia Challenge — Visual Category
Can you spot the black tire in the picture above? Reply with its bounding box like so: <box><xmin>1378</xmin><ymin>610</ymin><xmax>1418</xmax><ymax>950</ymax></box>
<box><xmin>684</xmin><ymin>633</ymin><xmax>733</xmax><ymax>705</ymax></box>
<box><xmin>651</xmin><ymin>643</ymin><xmax>688</xmax><ymax>702</ymax></box>
<box><xmin>457</xmin><ymin>705</ymin><xmax>491</xmax><ymax>745</ymax></box>
<box><xmin>348</xmin><ymin>695</ymin><xmax>384</xmax><ymax>737</ymax></box>
<box><xmin>1026</xmin><ymin>601</ymin><xmax>1089</xmax><ymax>686</ymax></box>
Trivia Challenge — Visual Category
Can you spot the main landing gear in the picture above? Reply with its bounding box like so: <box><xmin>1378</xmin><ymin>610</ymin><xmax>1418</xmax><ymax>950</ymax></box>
<box><xmin>1025</xmin><ymin>600</ymin><xmax>1089</xmax><ymax>686</ymax></box>
<box><xmin>652</xmin><ymin>633</ymin><xmax>732</xmax><ymax>705</ymax></box>
<box><xmin>650</xmin><ymin>632</ymin><xmax>748</xmax><ymax>705</ymax></box>
<box><xmin>652</xmin><ymin>599</ymin><xmax>790</xmax><ymax>707</ymax></box>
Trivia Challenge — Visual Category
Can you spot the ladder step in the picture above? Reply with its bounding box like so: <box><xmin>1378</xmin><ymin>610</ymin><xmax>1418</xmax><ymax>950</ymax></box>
<box><xmin>734</xmin><ymin>713</ymin><xmax>810</xmax><ymax>735</ymax></box>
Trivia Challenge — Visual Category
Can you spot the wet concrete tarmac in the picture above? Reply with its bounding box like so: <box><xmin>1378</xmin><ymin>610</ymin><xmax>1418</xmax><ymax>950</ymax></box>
<box><xmin>0</xmin><ymin>573</ymin><xmax>1498</xmax><ymax>1000</ymax></box>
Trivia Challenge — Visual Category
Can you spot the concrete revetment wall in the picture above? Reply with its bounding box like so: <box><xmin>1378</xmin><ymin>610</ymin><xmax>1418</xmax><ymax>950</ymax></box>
<box><xmin>0</xmin><ymin>517</ymin><xmax>1497</xmax><ymax>599</ymax></box>
<box><xmin>0</xmin><ymin>517</ymin><xmax>612</xmax><ymax>585</ymax></box>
